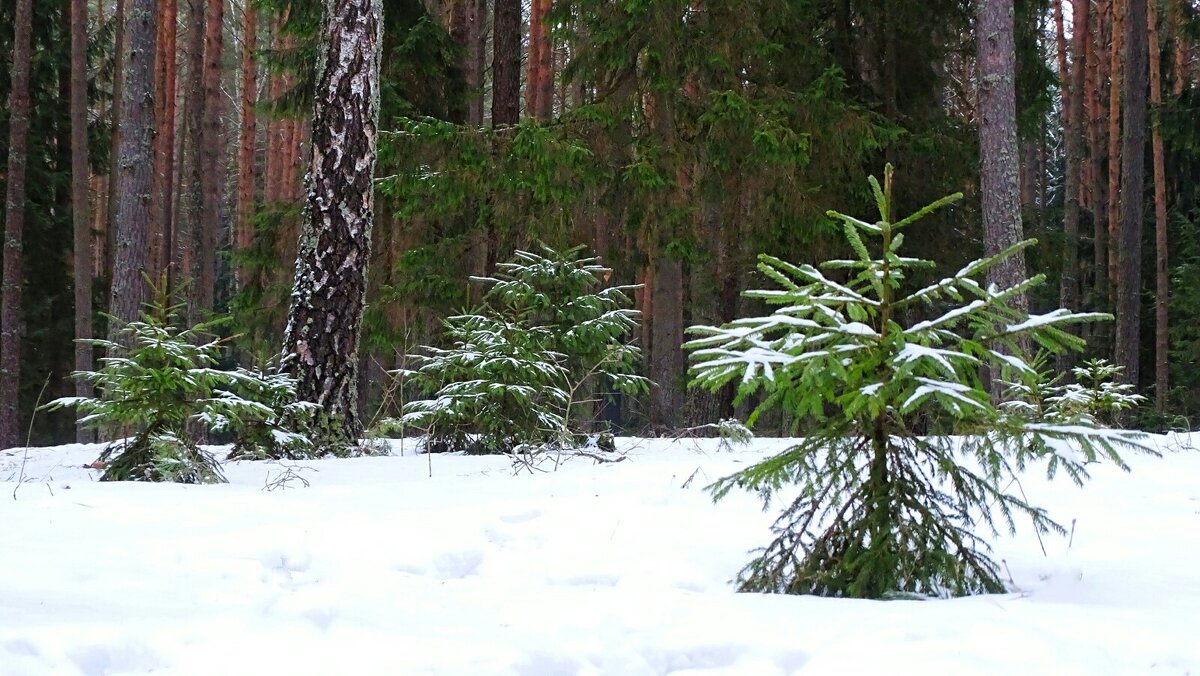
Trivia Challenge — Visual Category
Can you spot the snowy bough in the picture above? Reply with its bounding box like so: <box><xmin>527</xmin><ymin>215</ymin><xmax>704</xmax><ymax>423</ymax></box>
<box><xmin>685</xmin><ymin>167</ymin><xmax>1151</xmax><ymax>598</ymax></box>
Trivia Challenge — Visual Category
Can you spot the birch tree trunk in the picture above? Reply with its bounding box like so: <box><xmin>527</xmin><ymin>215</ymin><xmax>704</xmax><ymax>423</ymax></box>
<box><xmin>0</xmin><ymin>0</ymin><xmax>34</xmax><ymax>448</ymax></box>
<box><xmin>282</xmin><ymin>0</ymin><xmax>383</xmax><ymax>449</ymax></box>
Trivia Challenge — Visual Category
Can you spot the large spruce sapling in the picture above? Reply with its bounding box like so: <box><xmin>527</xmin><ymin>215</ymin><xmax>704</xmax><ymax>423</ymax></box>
<box><xmin>396</xmin><ymin>245</ymin><xmax>647</xmax><ymax>454</ymax></box>
<box><xmin>686</xmin><ymin>167</ymin><xmax>1150</xmax><ymax>598</ymax></box>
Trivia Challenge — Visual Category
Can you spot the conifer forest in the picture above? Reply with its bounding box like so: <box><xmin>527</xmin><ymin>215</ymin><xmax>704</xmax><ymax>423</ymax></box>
<box><xmin>5</xmin><ymin>0</ymin><xmax>1200</xmax><ymax>450</ymax></box>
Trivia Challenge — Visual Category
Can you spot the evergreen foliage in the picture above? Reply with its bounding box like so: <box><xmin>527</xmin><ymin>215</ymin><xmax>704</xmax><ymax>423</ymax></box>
<box><xmin>43</xmin><ymin>291</ymin><xmax>314</xmax><ymax>482</ymax></box>
<box><xmin>394</xmin><ymin>245</ymin><xmax>647</xmax><ymax>454</ymax></box>
<box><xmin>686</xmin><ymin>168</ymin><xmax>1150</xmax><ymax>598</ymax></box>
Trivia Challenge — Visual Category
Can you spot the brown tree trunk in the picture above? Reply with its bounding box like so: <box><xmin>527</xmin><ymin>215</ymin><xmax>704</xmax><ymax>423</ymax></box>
<box><xmin>466</xmin><ymin>0</ymin><xmax>486</xmax><ymax>125</ymax></box>
<box><xmin>1170</xmin><ymin>0</ymin><xmax>1188</xmax><ymax>95</ymax></box>
<box><xmin>109</xmin><ymin>0</ymin><xmax>158</xmax><ymax>338</ymax></box>
<box><xmin>282</xmin><ymin>0</ymin><xmax>383</xmax><ymax>448</ymax></box>
<box><xmin>1148</xmin><ymin>0</ymin><xmax>1168</xmax><ymax>409</ymax></box>
<box><xmin>1107</xmin><ymin>0</ymin><xmax>1125</xmax><ymax>289</ymax></box>
<box><xmin>977</xmin><ymin>0</ymin><xmax>1029</xmax><ymax>315</ymax></box>
<box><xmin>1115</xmin><ymin>0</ymin><xmax>1147</xmax><ymax>387</ymax></box>
<box><xmin>1089</xmin><ymin>0</ymin><xmax>1109</xmax><ymax>308</ymax></box>
<box><xmin>1053</xmin><ymin>0</ymin><xmax>1070</xmax><ymax>127</ymax></box>
<box><xmin>527</xmin><ymin>0</ymin><xmax>553</xmax><ymax>120</ymax></box>
<box><xmin>491</xmin><ymin>0</ymin><xmax>521</xmax><ymax>125</ymax></box>
<box><xmin>153</xmin><ymin>0</ymin><xmax>178</xmax><ymax>280</ymax></box>
<box><xmin>178</xmin><ymin>0</ymin><xmax>205</xmax><ymax>312</ymax></box>
<box><xmin>235</xmin><ymin>3</ymin><xmax>257</xmax><ymax>288</ymax></box>
<box><xmin>1062</xmin><ymin>0</ymin><xmax>1088</xmax><ymax>311</ymax></box>
<box><xmin>72</xmin><ymin>0</ymin><xmax>95</xmax><ymax>443</ymax></box>
<box><xmin>107</xmin><ymin>0</ymin><xmax>127</xmax><ymax>290</ymax></box>
<box><xmin>192</xmin><ymin>0</ymin><xmax>225</xmax><ymax>323</ymax></box>
<box><xmin>0</xmin><ymin>0</ymin><xmax>34</xmax><ymax>448</ymax></box>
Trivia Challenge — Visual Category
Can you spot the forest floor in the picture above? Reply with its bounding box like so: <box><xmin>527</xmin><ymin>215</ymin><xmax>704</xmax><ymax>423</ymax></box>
<box><xmin>1</xmin><ymin>435</ymin><xmax>1198</xmax><ymax>675</ymax></box>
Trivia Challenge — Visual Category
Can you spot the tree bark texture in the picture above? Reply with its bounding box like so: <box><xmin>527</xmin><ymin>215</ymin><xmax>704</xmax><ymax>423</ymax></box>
<box><xmin>178</xmin><ymin>0</ymin><xmax>206</xmax><ymax>301</ymax></box>
<box><xmin>1148</xmin><ymin>0</ymin><xmax>1168</xmax><ymax>408</ymax></box>
<box><xmin>1115</xmin><ymin>0</ymin><xmax>1147</xmax><ymax>387</ymax></box>
<box><xmin>1061</xmin><ymin>0</ymin><xmax>1088</xmax><ymax>311</ymax></box>
<box><xmin>193</xmin><ymin>0</ymin><xmax>226</xmax><ymax>322</ymax></box>
<box><xmin>235</xmin><ymin>3</ymin><xmax>257</xmax><ymax>288</ymax></box>
<box><xmin>109</xmin><ymin>0</ymin><xmax>158</xmax><ymax>337</ymax></box>
<box><xmin>72</xmin><ymin>0</ymin><xmax>95</xmax><ymax>442</ymax></box>
<box><xmin>153</xmin><ymin>0</ymin><xmax>178</xmax><ymax>280</ymax></box>
<box><xmin>1089</xmin><ymin>0</ymin><xmax>1108</xmax><ymax>307</ymax></box>
<box><xmin>1107</xmin><ymin>0</ymin><xmax>1125</xmax><ymax>288</ymax></box>
<box><xmin>977</xmin><ymin>0</ymin><xmax>1028</xmax><ymax>315</ymax></box>
<box><xmin>282</xmin><ymin>0</ymin><xmax>383</xmax><ymax>447</ymax></box>
<box><xmin>1</xmin><ymin>0</ymin><xmax>33</xmax><ymax>448</ymax></box>
<box><xmin>491</xmin><ymin>0</ymin><xmax>520</xmax><ymax>124</ymax></box>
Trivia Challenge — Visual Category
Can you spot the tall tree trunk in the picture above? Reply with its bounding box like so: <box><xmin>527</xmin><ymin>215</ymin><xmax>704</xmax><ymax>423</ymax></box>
<box><xmin>107</xmin><ymin>0</ymin><xmax>127</xmax><ymax>295</ymax></box>
<box><xmin>491</xmin><ymin>0</ymin><xmax>521</xmax><ymax>125</ymax></box>
<box><xmin>1107</xmin><ymin>0</ymin><xmax>1125</xmax><ymax>289</ymax></box>
<box><xmin>153</xmin><ymin>0</ymin><xmax>178</xmax><ymax>280</ymax></box>
<box><xmin>109</xmin><ymin>0</ymin><xmax>158</xmax><ymax>338</ymax></box>
<box><xmin>1170</xmin><ymin>0</ymin><xmax>1188</xmax><ymax>95</ymax></box>
<box><xmin>282</xmin><ymin>0</ymin><xmax>383</xmax><ymax>448</ymax></box>
<box><xmin>0</xmin><ymin>0</ymin><xmax>33</xmax><ymax>448</ymax></box>
<box><xmin>1148</xmin><ymin>0</ymin><xmax>1168</xmax><ymax>409</ymax></box>
<box><xmin>527</xmin><ymin>0</ymin><xmax>553</xmax><ymax>120</ymax></box>
<box><xmin>72</xmin><ymin>0</ymin><xmax>95</xmax><ymax>443</ymax></box>
<box><xmin>977</xmin><ymin>0</ymin><xmax>1028</xmax><ymax>314</ymax></box>
<box><xmin>193</xmin><ymin>0</ymin><xmax>226</xmax><ymax>323</ymax></box>
<box><xmin>178</xmin><ymin>0</ymin><xmax>206</xmax><ymax>307</ymax></box>
<box><xmin>1089</xmin><ymin>0</ymin><xmax>1109</xmax><ymax>309</ymax></box>
<box><xmin>466</xmin><ymin>0</ymin><xmax>486</xmax><ymax>125</ymax></box>
<box><xmin>1061</xmin><ymin>0</ymin><xmax>1088</xmax><ymax>311</ymax></box>
<box><xmin>235</xmin><ymin>2</ymin><xmax>257</xmax><ymax>288</ymax></box>
<box><xmin>1115</xmin><ymin>0</ymin><xmax>1147</xmax><ymax>387</ymax></box>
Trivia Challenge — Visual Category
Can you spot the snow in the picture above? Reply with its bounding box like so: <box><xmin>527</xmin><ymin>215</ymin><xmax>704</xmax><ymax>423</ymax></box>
<box><xmin>2</xmin><ymin>436</ymin><xmax>1199</xmax><ymax>675</ymax></box>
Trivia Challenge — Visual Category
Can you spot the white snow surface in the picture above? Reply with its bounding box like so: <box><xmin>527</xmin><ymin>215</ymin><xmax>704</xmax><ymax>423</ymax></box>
<box><xmin>2</xmin><ymin>436</ymin><xmax>1199</xmax><ymax>675</ymax></box>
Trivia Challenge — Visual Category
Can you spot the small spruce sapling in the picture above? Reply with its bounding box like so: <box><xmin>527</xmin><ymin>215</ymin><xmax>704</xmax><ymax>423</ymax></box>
<box><xmin>685</xmin><ymin>167</ymin><xmax>1150</xmax><ymax>598</ymax></box>
<box><xmin>44</xmin><ymin>290</ymin><xmax>317</xmax><ymax>481</ymax></box>
<box><xmin>395</xmin><ymin>245</ymin><xmax>647</xmax><ymax>454</ymax></box>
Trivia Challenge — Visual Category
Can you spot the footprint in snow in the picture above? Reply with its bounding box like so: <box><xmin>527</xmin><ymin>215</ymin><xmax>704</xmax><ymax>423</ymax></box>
<box><xmin>433</xmin><ymin>549</ymin><xmax>485</xmax><ymax>579</ymax></box>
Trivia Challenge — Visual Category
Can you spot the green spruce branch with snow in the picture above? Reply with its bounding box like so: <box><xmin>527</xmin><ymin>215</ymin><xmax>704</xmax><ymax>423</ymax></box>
<box><xmin>686</xmin><ymin>167</ymin><xmax>1152</xmax><ymax>598</ymax></box>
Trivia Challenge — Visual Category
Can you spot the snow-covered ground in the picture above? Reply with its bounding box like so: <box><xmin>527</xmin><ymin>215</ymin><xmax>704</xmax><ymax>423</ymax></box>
<box><xmin>1</xmin><ymin>435</ymin><xmax>1198</xmax><ymax>675</ymax></box>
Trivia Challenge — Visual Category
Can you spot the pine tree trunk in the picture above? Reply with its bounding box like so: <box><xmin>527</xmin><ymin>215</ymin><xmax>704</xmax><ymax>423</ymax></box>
<box><xmin>977</xmin><ymin>0</ymin><xmax>1028</xmax><ymax>318</ymax></box>
<box><xmin>235</xmin><ymin>3</ymin><xmax>257</xmax><ymax>288</ymax></box>
<box><xmin>194</xmin><ymin>0</ymin><xmax>226</xmax><ymax>321</ymax></box>
<box><xmin>1089</xmin><ymin>0</ymin><xmax>1108</xmax><ymax>309</ymax></box>
<box><xmin>1148</xmin><ymin>0</ymin><xmax>1168</xmax><ymax>409</ymax></box>
<box><xmin>178</xmin><ymin>0</ymin><xmax>206</xmax><ymax>301</ymax></box>
<box><xmin>107</xmin><ymin>0</ymin><xmax>127</xmax><ymax>292</ymax></box>
<box><xmin>0</xmin><ymin>0</ymin><xmax>34</xmax><ymax>448</ymax></box>
<box><xmin>282</xmin><ymin>0</ymin><xmax>383</xmax><ymax>448</ymax></box>
<box><xmin>1115</xmin><ymin>0</ymin><xmax>1147</xmax><ymax>387</ymax></box>
<box><xmin>491</xmin><ymin>0</ymin><xmax>521</xmax><ymax>125</ymax></box>
<box><xmin>72</xmin><ymin>0</ymin><xmax>95</xmax><ymax>443</ymax></box>
<box><xmin>1061</xmin><ymin>0</ymin><xmax>1088</xmax><ymax>311</ymax></box>
<box><xmin>1107</xmin><ymin>0</ymin><xmax>1125</xmax><ymax>290</ymax></box>
<box><xmin>153</xmin><ymin>0</ymin><xmax>177</xmax><ymax>280</ymax></box>
<box><xmin>466</xmin><ymin>0</ymin><xmax>486</xmax><ymax>125</ymax></box>
<box><xmin>535</xmin><ymin>0</ymin><xmax>554</xmax><ymax>119</ymax></box>
<box><xmin>109</xmin><ymin>0</ymin><xmax>158</xmax><ymax>337</ymax></box>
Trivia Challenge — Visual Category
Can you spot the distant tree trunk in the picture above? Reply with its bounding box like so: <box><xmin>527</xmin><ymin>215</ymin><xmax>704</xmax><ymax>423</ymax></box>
<box><xmin>1062</xmin><ymin>0</ymin><xmax>1088</xmax><ymax>310</ymax></box>
<box><xmin>491</xmin><ymin>0</ymin><xmax>521</xmax><ymax>124</ymax></box>
<box><xmin>152</xmin><ymin>0</ymin><xmax>178</xmax><ymax>280</ymax></box>
<box><xmin>1089</xmin><ymin>0</ymin><xmax>1108</xmax><ymax>309</ymax></box>
<box><xmin>527</xmin><ymin>0</ymin><xmax>553</xmax><ymax>120</ymax></box>
<box><xmin>0</xmin><ymin>0</ymin><xmax>33</xmax><ymax>448</ymax></box>
<box><xmin>109</xmin><ymin>0</ymin><xmax>158</xmax><ymax>337</ymax></box>
<box><xmin>1107</xmin><ymin>0</ymin><xmax>1125</xmax><ymax>289</ymax></box>
<box><xmin>178</xmin><ymin>0</ymin><xmax>205</xmax><ymax>309</ymax></box>
<box><xmin>466</xmin><ymin>0</ymin><xmax>486</xmax><ymax>125</ymax></box>
<box><xmin>72</xmin><ymin>0</ymin><xmax>95</xmax><ymax>443</ymax></box>
<box><xmin>192</xmin><ymin>0</ymin><xmax>226</xmax><ymax>323</ymax></box>
<box><xmin>1148</xmin><ymin>0</ymin><xmax>1168</xmax><ymax>409</ymax></box>
<box><xmin>1115</xmin><ymin>0</ymin><xmax>1147</xmax><ymax>387</ymax></box>
<box><xmin>1170</xmin><ymin>0</ymin><xmax>1188</xmax><ymax>95</ymax></box>
<box><xmin>107</xmin><ymin>0</ymin><xmax>127</xmax><ymax>290</ymax></box>
<box><xmin>235</xmin><ymin>3</ymin><xmax>257</xmax><ymax>288</ymax></box>
<box><xmin>1053</xmin><ymin>0</ymin><xmax>1069</xmax><ymax>127</ymax></box>
<box><xmin>282</xmin><ymin>0</ymin><xmax>383</xmax><ymax>448</ymax></box>
<box><xmin>977</xmin><ymin>0</ymin><xmax>1028</xmax><ymax>320</ymax></box>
